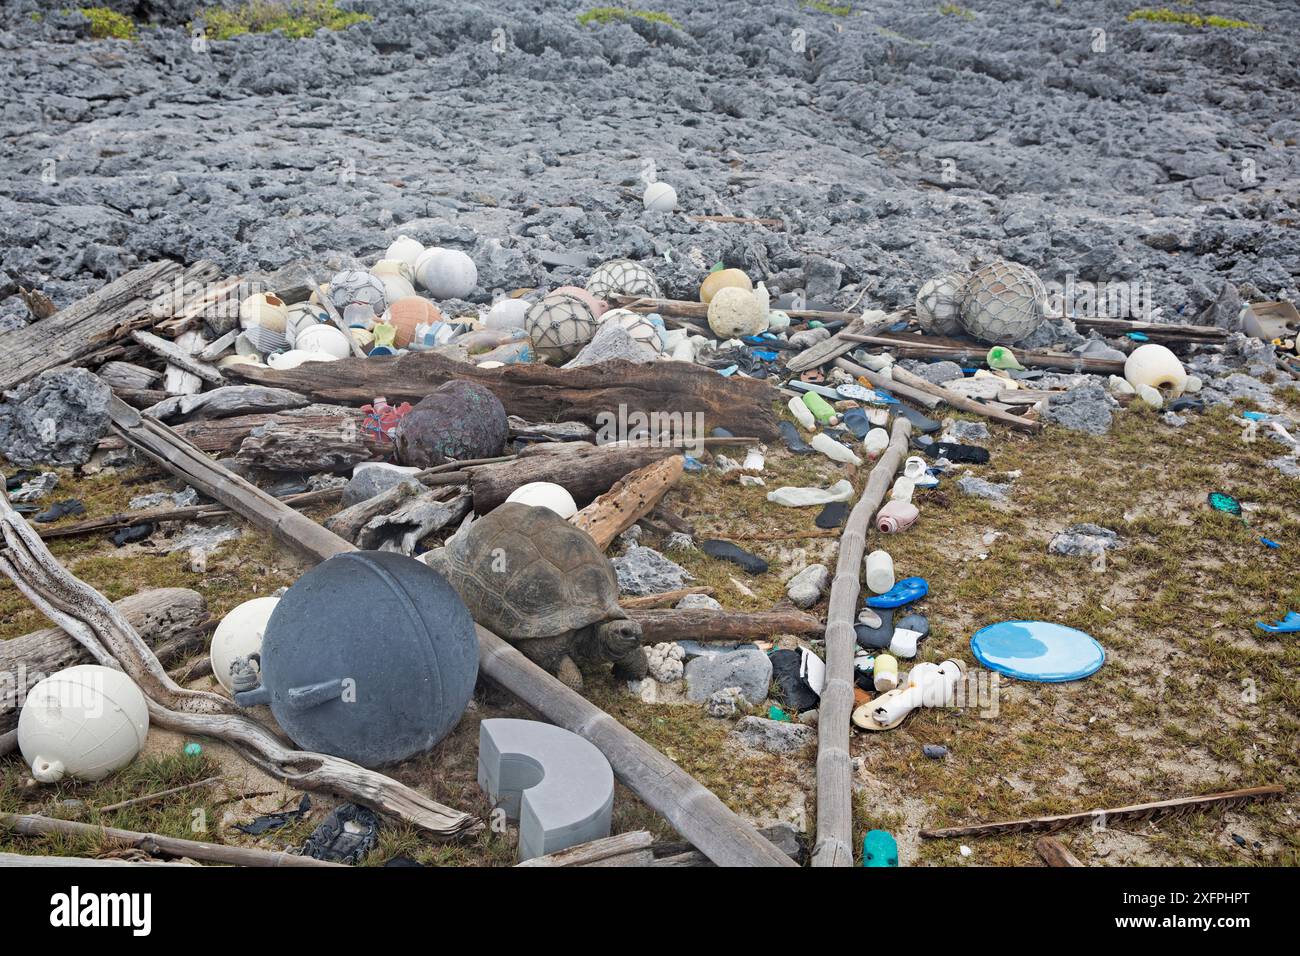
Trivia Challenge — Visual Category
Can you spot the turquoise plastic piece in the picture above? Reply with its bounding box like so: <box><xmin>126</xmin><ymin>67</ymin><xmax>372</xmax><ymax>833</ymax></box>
<box><xmin>862</xmin><ymin>829</ymin><xmax>898</xmax><ymax>867</ymax></box>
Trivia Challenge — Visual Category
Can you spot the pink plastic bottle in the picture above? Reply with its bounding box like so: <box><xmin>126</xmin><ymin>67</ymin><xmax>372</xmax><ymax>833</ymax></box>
<box><xmin>876</xmin><ymin>500</ymin><xmax>919</xmax><ymax>534</ymax></box>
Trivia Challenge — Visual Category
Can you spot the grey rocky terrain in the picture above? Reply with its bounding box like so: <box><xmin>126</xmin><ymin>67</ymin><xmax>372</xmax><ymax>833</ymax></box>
<box><xmin>1</xmin><ymin>0</ymin><xmax>1298</xmax><ymax>330</ymax></box>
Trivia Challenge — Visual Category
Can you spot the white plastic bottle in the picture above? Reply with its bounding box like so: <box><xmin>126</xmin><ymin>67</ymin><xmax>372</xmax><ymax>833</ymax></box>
<box><xmin>865</xmin><ymin>549</ymin><xmax>895</xmax><ymax>594</ymax></box>
<box><xmin>811</xmin><ymin>432</ymin><xmax>862</xmax><ymax>466</ymax></box>
<box><xmin>863</xmin><ymin>428</ymin><xmax>889</xmax><ymax>458</ymax></box>
<box><xmin>788</xmin><ymin>395</ymin><xmax>816</xmax><ymax>431</ymax></box>
<box><xmin>890</xmin><ymin>475</ymin><xmax>915</xmax><ymax>503</ymax></box>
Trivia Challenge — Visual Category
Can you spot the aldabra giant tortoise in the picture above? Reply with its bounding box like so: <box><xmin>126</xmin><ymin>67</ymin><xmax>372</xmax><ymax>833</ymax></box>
<box><xmin>439</xmin><ymin>502</ymin><xmax>648</xmax><ymax>689</ymax></box>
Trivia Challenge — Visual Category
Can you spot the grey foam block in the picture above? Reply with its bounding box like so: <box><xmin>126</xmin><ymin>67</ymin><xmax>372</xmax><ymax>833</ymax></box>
<box><xmin>477</xmin><ymin>718</ymin><xmax>614</xmax><ymax>862</ymax></box>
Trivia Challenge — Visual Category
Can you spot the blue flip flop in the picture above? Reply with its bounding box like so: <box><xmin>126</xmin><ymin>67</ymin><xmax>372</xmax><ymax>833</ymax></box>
<box><xmin>1256</xmin><ymin>612</ymin><xmax>1300</xmax><ymax>634</ymax></box>
<box><xmin>865</xmin><ymin>576</ymin><xmax>928</xmax><ymax>609</ymax></box>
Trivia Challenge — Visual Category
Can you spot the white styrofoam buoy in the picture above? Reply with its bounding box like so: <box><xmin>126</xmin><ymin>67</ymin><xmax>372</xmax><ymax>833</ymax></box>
<box><xmin>385</xmin><ymin>234</ymin><xmax>425</xmax><ymax>270</ymax></box>
<box><xmin>1124</xmin><ymin>343</ymin><xmax>1187</xmax><ymax>397</ymax></box>
<box><xmin>18</xmin><ymin>665</ymin><xmax>149</xmax><ymax>783</ymax></box>
<box><xmin>483</xmin><ymin>297</ymin><xmax>531</xmax><ymax>331</ymax></box>
<box><xmin>415</xmin><ymin>248</ymin><xmax>478</xmax><ymax>300</ymax></box>
<box><xmin>643</xmin><ymin>181</ymin><xmax>677</xmax><ymax>212</ymax></box>
<box><xmin>505</xmin><ymin>482</ymin><xmax>578</xmax><ymax>518</ymax></box>
<box><xmin>293</xmin><ymin>323</ymin><xmax>352</xmax><ymax>359</ymax></box>
<box><xmin>210</xmin><ymin>596</ymin><xmax>280</xmax><ymax>694</ymax></box>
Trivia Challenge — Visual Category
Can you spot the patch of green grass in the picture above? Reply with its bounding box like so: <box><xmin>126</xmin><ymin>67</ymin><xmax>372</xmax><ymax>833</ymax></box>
<box><xmin>1127</xmin><ymin>7</ymin><xmax>1259</xmax><ymax>29</ymax></box>
<box><xmin>192</xmin><ymin>0</ymin><xmax>370</xmax><ymax>41</ymax></box>
<box><xmin>577</xmin><ymin>7</ymin><xmax>682</xmax><ymax>30</ymax></box>
<box><xmin>800</xmin><ymin>1</ymin><xmax>854</xmax><ymax>15</ymax></box>
<box><xmin>938</xmin><ymin>2</ymin><xmax>976</xmax><ymax>19</ymax></box>
<box><xmin>80</xmin><ymin>6</ymin><xmax>137</xmax><ymax>39</ymax></box>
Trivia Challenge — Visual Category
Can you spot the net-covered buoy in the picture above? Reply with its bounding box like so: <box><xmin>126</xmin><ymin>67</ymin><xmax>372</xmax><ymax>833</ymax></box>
<box><xmin>233</xmin><ymin>552</ymin><xmax>479</xmax><ymax>768</ymax></box>
<box><xmin>585</xmin><ymin>259</ymin><xmax>661</xmax><ymax>301</ymax></box>
<box><xmin>915</xmin><ymin>271</ymin><xmax>967</xmax><ymax>336</ymax></box>
<box><xmin>957</xmin><ymin>261</ymin><xmax>1046</xmax><ymax>345</ymax></box>
<box><xmin>526</xmin><ymin>292</ymin><xmax>599</xmax><ymax>362</ymax></box>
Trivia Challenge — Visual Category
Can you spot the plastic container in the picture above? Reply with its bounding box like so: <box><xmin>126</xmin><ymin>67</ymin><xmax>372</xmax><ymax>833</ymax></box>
<box><xmin>890</xmin><ymin>476</ymin><xmax>915</xmax><ymax>503</ymax></box>
<box><xmin>872</xmin><ymin>654</ymin><xmax>899</xmax><ymax>692</ymax></box>
<box><xmin>802</xmin><ymin>392</ymin><xmax>837</xmax><ymax>425</ymax></box>
<box><xmin>876</xmin><ymin>500</ymin><xmax>919</xmax><ymax>534</ymax></box>
<box><xmin>865</xmin><ymin>550</ymin><xmax>895</xmax><ymax>595</ymax></box>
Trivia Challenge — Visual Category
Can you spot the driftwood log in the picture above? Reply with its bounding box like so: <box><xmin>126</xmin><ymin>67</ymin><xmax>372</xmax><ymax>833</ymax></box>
<box><xmin>231</xmin><ymin>352</ymin><xmax>782</xmax><ymax>440</ymax></box>
<box><xmin>144</xmin><ymin>385</ymin><xmax>311</xmax><ymax>423</ymax></box>
<box><xmin>468</xmin><ymin>443</ymin><xmax>676</xmax><ymax>513</ymax></box>
<box><xmin>0</xmin><ymin>260</ymin><xmax>220</xmax><ymax>391</ymax></box>
<box><xmin>515</xmin><ymin>830</ymin><xmax>655</xmax><ymax>867</ymax></box>
<box><xmin>920</xmin><ymin>785</ymin><xmax>1286</xmax><ymax>839</ymax></box>
<box><xmin>326</xmin><ymin>482</ymin><xmax>471</xmax><ymax>553</ymax></box>
<box><xmin>98</xmin><ymin>400</ymin><xmax>793</xmax><ymax>867</ymax></box>
<box><xmin>1036</xmin><ymin>836</ymin><xmax>1086</xmax><ymax>867</ymax></box>
<box><xmin>618</xmin><ymin>587</ymin><xmax>714</xmax><ymax>609</ymax></box>
<box><xmin>131</xmin><ymin>330</ymin><xmax>224</xmax><ymax>387</ymax></box>
<box><xmin>628</xmin><ymin>608</ymin><xmax>822</xmax><ymax>644</ymax></box>
<box><xmin>0</xmin><ymin>813</ymin><xmax>340</xmax><ymax>867</ymax></box>
<box><xmin>0</xmin><ymin>486</ymin><xmax>479</xmax><ymax>841</ymax></box>
<box><xmin>571</xmin><ymin>455</ymin><xmax>684</xmax><ymax>550</ymax></box>
<box><xmin>813</xmin><ymin>417</ymin><xmax>913</xmax><ymax>868</ymax></box>
<box><xmin>824</xmin><ymin>359</ymin><xmax>941</xmax><ymax>410</ymax></box>
<box><xmin>1</xmin><ymin>588</ymin><xmax>208</xmax><ymax>736</ymax></box>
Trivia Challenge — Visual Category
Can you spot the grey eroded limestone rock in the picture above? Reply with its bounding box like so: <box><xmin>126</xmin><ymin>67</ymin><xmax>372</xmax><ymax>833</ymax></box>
<box><xmin>613</xmin><ymin>546</ymin><xmax>693</xmax><ymax>596</ymax></box>
<box><xmin>1049</xmin><ymin>523</ymin><xmax>1124</xmax><ymax>557</ymax></box>
<box><xmin>342</xmin><ymin>462</ymin><xmax>423</xmax><ymax>507</ymax></box>
<box><xmin>685</xmin><ymin>648</ymin><xmax>772</xmax><ymax>705</ymax></box>
<box><xmin>0</xmin><ymin>369</ymin><xmax>111</xmax><ymax>467</ymax></box>
<box><xmin>705</xmin><ymin>686</ymin><xmax>751</xmax><ymax>717</ymax></box>
<box><xmin>786</xmin><ymin>564</ymin><xmax>828</xmax><ymax>609</ymax></box>
<box><xmin>676</xmin><ymin>592</ymin><xmax>721</xmax><ymax>610</ymax></box>
<box><xmin>956</xmin><ymin>474</ymin><xmax>1011</xmax><ymax>501</ymax></box>
<box><xmin>1042</xmin><ymin>381</ymin><xmax>1115</xmax><ymax>435</ymax></box>
<box><xmin>911</xmin><ymin>361</ymin><xmax>965</xmax><ymax>385</ymax></box>
<box><xmin>732</xmin><ymin>715</ymin><xmax>816</xmax><ymax>754</ymax></box>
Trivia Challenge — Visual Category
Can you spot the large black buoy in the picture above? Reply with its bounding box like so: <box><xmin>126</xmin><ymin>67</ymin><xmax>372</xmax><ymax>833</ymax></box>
<box><xmin>234</xmin><ymin>551</ymin><xmax>479</xmax><ymax>768</ymax></box>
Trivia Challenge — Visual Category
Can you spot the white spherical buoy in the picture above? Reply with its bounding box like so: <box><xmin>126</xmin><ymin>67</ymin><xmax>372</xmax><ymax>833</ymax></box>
<box><xmin>643</xmin><ymin>181</ymin><xmax>677</xmax><ymax>212</ymax></box>
<box><xmin>294</xmin><ymin>323</ymin><xmax>353</xmax><ymax>359</ymax></box>
<box><xmin>328</xmin><ymin>270</ymin><xmax>388</xmax><ymax>326</ymax></box>
<box><xmin>370</xmin><ymin>259</ymin><xmax>417</xmax><ymax>305</ymax></box>
<box><xmin>915</xmin><ymin>272</ymin><xmax>968</xmax><ymax>337</ymax></box>
<box><xmin>415</xmin><ymin>248</ymin><xmax>478</xmax><ymax>299</ymax></box>
<box><xmin>18</xmin><ymin>665</ymin><xmax>149</xmax><ymax>784</ymax></box>
<box><xmin>1124</xmin><ymin>343</ymin><xmax>1187</xmax><ymax>397</ymax></box>
<box><xmin>483</xmin><ymin>297</ymin><xmax>531</xmax><ymax>331</ymax></box>
<box><xmin>210</xmin><ymin>596</ymin><xmax>280</xmax><ymax>694</ymax></box>
<box><xmin>707</xmin><ymin>285</ymin><xmax>767</xmax><ymax>338</ymax></box>
<box><xmin>385</xmin><ymin>234</ymin><xmax>425</xmax><ymax>270</ymax></box>
<box><xmin>505</xmin><ymin>481</ymin><xmax>579</xmax><ymax>518</ymax></box>
<box><xmin>285</xmin><ymin>301</ymin><xmax>328</xmax><ymax>348</ymax></box>
<box><xmin>957</xmin><ymin>261</ymin><xmax>1047</xmax><ymax>345</ymax></box>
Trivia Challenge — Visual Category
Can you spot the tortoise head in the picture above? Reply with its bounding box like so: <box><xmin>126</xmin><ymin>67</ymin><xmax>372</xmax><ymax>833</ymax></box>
<box><xmin>595</xmin><ymin>618</ymin><xmax>642</xmax><ymax>661</ymax></box>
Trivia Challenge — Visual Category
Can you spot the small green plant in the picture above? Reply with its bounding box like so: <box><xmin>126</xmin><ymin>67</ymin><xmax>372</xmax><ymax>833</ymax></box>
<box><xmin>80</xmin><ymin>6</ymin><xmax>137</xmax><ymax>39</ymax></box>
<box><xmin>800</xmin><ymin>0</ymin><xmax>853</xmax><ymax>15</ymax></box>
<box><xmin>576</xmin><ymin>7</ymin><xmax>682</xmax><ymax>29</ymax></box>
<box><xmin>193</xmin><ymin>0</ymin><xmax>370</xmax><ymax>41</ymax></box>
<box><xmin>1126</xmin><ymin>7</ymin><xmax>1259</xmax><ymax>29</ymax></box>
<box><xmin>938</xmin><ymin>2</ymin><xmax>976</xmax><ymax>20</ymax></box>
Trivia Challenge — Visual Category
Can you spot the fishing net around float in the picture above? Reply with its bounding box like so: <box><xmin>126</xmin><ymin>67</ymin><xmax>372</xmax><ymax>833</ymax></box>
<box><xmin>526</xmin><ymin>294</ymin><xmax>598</xmax><ymax>362</ymax></box>
<box><xmin>585</xmin><ymin>259</ymin><xmax>662</xmax><ymax>302</ymax></box>
<box><xmin>957</xmin><ymin>261</ymin><xmax>1047</xmax><ymax>345</ymax></box>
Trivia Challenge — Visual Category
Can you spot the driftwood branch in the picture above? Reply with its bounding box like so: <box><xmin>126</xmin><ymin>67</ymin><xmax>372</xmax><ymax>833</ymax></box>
<box><xmin>812</xmin><ymin>416</ymin><xmax>912</xmax><ymax>868</ymax></box>
<box><xmin>0</xmin><ymin>813</ymin><xmax>340</xmax><ymax>867</ymax></box>
<box><xmin>920</xmin><ymin>785</ymin><xmax>1286</xmax><ymax>839</ymax></box>
<box><xmin>1035</xmin><ymin>836</ymin><xmax>1085</xmax><ymax>867</ymax></box>
<box><xmin>1</xmin><ymin>588</ymin><xmax>208</xmax><ymax>735</ymax></box>
<box><xmin>468</xmin><ymin>444</ymin><xmax>676</xmax><ymax>513</ymax></box>
<box><xmin>619</xmin><ymin>587</ymin><xmax>714</xmax><ymax>609</ymax></box>
<box><xmin>572</xmin><ymin>455</ymin><xmax>684</xmax><ymax>550</ymax></box>
<box><xmin>629</xmin><ymin>608</ymin><xmax>822</xmax><ymax>644</ymax></box>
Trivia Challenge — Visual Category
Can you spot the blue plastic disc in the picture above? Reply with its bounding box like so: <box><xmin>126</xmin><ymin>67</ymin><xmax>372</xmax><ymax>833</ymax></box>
<box><xmin>970</xmin><ymin>621</ymin><xmax>1105</xmax><ymax>682</ymax></box>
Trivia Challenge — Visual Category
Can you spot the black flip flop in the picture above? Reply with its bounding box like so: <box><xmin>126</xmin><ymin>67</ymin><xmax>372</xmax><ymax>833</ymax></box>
<box><xmin>893</xmin><ymin>404</ymin><xmax>941</xmax><ymax>434</ymax></box>
<box><xmin>35</xmin><ymin>499</ymin><xmax>85</xmax><ymax>523</ymax></box>
<box><xmin>701</xmin><ymin>539</ymin><xmax>769</xmax><ymax>574</ymax></box>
